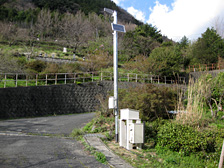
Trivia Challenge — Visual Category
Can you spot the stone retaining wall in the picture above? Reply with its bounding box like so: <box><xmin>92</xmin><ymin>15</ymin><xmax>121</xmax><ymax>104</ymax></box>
<box><xmin>189</xmin><ymin>69</ymin><xmax>224</xmax><ymax>81</ymax></box>
<box><xmin>0</xmin><ymin>81</ymin><xmax>141</xmax><ymax>119</ymax></box>
<box><xmin>35</xmin><ymin>56</ymin><xmax>77</xmax><ymax>64</ymax></box>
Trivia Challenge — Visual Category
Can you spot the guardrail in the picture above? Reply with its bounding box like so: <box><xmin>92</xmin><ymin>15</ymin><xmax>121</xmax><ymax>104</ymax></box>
<box><xmin>0</xmin><ymin>72</ymin><xmax>186</xmax><ymax>88</ymax></box>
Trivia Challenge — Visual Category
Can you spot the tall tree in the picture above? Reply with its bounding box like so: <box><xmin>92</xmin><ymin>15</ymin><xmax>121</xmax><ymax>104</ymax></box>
<box><xmin>123</xmin><ymin>24</ymin><xmax>162</xmax><ymax>58</ymax></box>
<box><xmin>34</xmin><ymin>9</ymin><xmax>53</xmax><ymax>40</ymax></box>
<box><xmin>60</xmin><ymin>11</ymin><xmax>94</xmax><ymax>53</ymax></box>
<box><xmin>149</xmin><ymin>46</ymin><xmax>182</xmax><ymax>77</ymax></box>
<box><xmin>135</xmin><ymin>24</ymin><xmax>163</xmax><ymax>43</ymax></box>
<box><xmin>192</xmin><ymin>28</ymin><xmax>224</xmax><ymax>64</ymax></box>
<box><xmin>179</xmin><ymin>36</ymin><xmax>190</xmax><ymax>49</ymax></box>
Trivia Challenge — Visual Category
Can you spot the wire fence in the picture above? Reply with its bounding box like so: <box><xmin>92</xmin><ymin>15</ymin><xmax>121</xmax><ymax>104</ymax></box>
<box><xmin>0</xmin><ymin>72</ymin><xmax>186</xmax><ymax>88</ymax></box>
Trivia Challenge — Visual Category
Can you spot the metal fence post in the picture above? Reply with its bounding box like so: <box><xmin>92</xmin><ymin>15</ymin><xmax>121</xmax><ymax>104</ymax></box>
<box><xmin>136</xmin><ymin>74</ymin><xmax>138</xmax><ymax>82</ymax></box>
<box><xmin>36</xmin><ymin>74</ymin><xmax>38</xmax><ymax>86</ymax></box>
<box><xmin>26</xmin><ymin>74</ymin><xmax>28</xmax><ymax>87</ymax></box>
<box><xmin>55</xmin><ymin>74</ymin><xmax>57</xmax><ymax>85</ymax></box>
<box><xmin>16</xmin><ymin>74</ymin><xmax>18</xmax><ymax>87</ymax></box>
<box><xmin>65</xmin><ymin>74</ymin><xmax>67</xmax><ymax>84</ymax></box>
<box><xmin>74</xmin><ymin>73</ymin><xmax>76</xmax><ymax>84</ymax></box>
<box><xmin>45</xmin><ymin>74</ymin><xmax>48</xmax><ymax>85</ymax></box>
<box><xmin>4</xmin><ymin>74</ymin><xmax>6</xmax><ymax>88</ymax></box>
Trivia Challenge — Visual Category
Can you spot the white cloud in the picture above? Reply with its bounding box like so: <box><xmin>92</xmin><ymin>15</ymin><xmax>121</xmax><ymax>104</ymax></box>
<box><xmin>127</xmin><ymin>6</ymin><xmax>146</xmax><ymax>22</ymax></box>
<box><xmin>112</xmin><ymin>0</ymin><xmax>124</xmax><ymax>5</ymax></box>
<box><xmin>112</xmin><ymin>0</ymin><xmax>119</xmax><ymax>5</ymax></box>
<box><xmin>148</xmin><ymin>0</ymin><xmax>224</xmax><ymax>41</ymax></box>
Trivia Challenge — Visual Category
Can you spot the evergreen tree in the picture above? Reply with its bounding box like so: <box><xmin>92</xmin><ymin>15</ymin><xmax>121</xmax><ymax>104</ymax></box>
<box><xmin>192</xmin><ymin>28</ymin><xmax>224</xmax><ymax>64</ymax></box>
<box><xmin>179</xmin><ymin>36</ymin><xmax>190</xmax><ymax>49</ymax></box>
<box><xmin>149</xmin><ymin>46</ymin><xmax>182</xmax><ymax>77</ymax></box>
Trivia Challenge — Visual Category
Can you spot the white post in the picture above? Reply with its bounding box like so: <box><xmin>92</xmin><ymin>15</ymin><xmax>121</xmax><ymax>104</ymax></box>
<box><xmin>4</xmin><ymin>74</ymin><xmax>6</xmax><ymax>88</ymax></box>
<box><xmin>55</xmin><ymin>74</ymin><xmax>57</xmax><ymax>85</ymax></box>
<box><xmin>45</xmin><ymin>74</ymin><xmax>48</xmax><ymax>85</ymax></box>
<box><xmin>15</xmin><ymin>74</ymin><xmax>18</xmax><ymax>87</ymax></box>
<box><xmin>74</xmin><ymin>73</ymin><xmax>76</xmax><ymax>84</ymax></box>
<box><xmin>36</xmin><ymin>74</ymin><xmax>38</xmax><ymax>86</ymax></box>
<box><xmin>26</xmin><ymin>74</ymin><xmax>28</xmax><ymax>87</ymax></box>
<box><xmin>113</xmin><ymin>10</ymin><xmax>119</xmax><ymax>143</ymax></box>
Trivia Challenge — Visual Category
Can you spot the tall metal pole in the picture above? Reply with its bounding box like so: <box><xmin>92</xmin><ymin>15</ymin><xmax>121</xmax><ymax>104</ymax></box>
<box><xmin>113</xmin><ymin>10</ymin><xmax>119</xmax><ymax>143</ymax></box>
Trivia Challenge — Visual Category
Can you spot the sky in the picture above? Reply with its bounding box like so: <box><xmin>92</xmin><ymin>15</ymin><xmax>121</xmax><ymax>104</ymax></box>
<box><xmin>112</xmin><ymin>0</ymin><xmax>224</xmax><ymax>41</ymax></box>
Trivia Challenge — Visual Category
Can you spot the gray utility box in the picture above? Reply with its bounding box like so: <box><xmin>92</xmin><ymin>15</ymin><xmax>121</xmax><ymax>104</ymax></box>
<box><xmin>119</xmin><ymin>109</ymin><xmax>144</xmax><ymax>150</ymax></box>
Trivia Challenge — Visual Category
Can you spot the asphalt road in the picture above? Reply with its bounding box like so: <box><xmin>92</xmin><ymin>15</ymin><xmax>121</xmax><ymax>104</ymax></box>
<box><xmin>0</xmin><ymin>113</ymin><xmax>109</xmax><ymax>168</ymax></box>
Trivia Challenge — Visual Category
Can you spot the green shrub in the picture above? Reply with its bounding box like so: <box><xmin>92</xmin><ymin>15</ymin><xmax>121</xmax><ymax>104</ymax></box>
<box><xmin>211</xmin><ymin>72</ymin><xmax>224</xmax><ymax>114</ymax></box>
<box><xmin>25</xmin><ymin>60</ymin><xmax>46</xmax><ymax>73</ymax></box>
<box><xmin>92</xmin><ymin>116</ymin><xmax>114</xmax><ymax>133</ymax></box>
<box><xmin>70</xmin><ymin>128</ymin><xmax>84</xmax><ymax>137</ymax></box>
<box><xmin>105</xmin><ymin>131</ymin><xmax>115</xmax><ymax>141</ymax></box>
<box><xmin>156</xmin><ymin>122</ymin><xmax>222</xmax><ymax>159</ymax></box>
<box><xmin>16</xmin><ymin>56</ymin><xmax>27</xmax><ymax>66</ymax></box>
<box><xmin>119</xmin><ymin>84</ymin><xmax>177</xmax><ymax>121</ymax></box>
<box><xmin>43</xmin><ymin>63</ymin><xmax>59</xmax><ymax>73</ymax></box>
<box><xmin>83</xmin><ymin>115</ymin><xmax>115</xmax><ymax>134</ymax></box>
<box><xmin>94</xmin><ymin>151</ymin><xmax>107</xmax><ymax>164</ymax></box>
<box><xmin>156</xmin><ymin>146</ymin><xmax>215</xmax><ymax>168</ymax></box>
<box><xmin>144</xmin><ymin>119</ymin><xmax>166</xmax><ymax>144</ymax></box>
<box><xmin>59</xmin><ymin>63</ymin><xmax>81</xmax><ymax>73</ymax></box>
<box><xmin>83</xmin><ymin>121</ymin><xmax>94</xmax><ymax>132</ymax></box>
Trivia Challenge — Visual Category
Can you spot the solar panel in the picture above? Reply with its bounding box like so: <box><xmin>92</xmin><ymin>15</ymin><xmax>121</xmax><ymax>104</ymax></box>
<box><xmin>111</xmin><ymin>23</ymin><xmax>126</xmax><ymax>33</ymax></box>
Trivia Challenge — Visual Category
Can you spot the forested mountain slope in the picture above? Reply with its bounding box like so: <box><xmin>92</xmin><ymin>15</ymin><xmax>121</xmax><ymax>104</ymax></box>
<box><xmin>0</xmin><ymin>0</ymin><xmax>142</xmax><ymax>24</ymax></box>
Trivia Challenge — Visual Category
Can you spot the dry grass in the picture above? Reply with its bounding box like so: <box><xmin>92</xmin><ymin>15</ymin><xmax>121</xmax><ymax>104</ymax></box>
<box><xmin>176</xmin><ymin>77</ymin><xmax>211</xmax><ymax>125</ymax></box>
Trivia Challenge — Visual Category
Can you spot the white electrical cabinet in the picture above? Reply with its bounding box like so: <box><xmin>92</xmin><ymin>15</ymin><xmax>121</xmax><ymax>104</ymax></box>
<box><xmin>130</xmin><ymin>123</ymin><xmax>144</xmax><ymax>144</ymax></box>
<box><xmin>119</xmin><ymin>109</ymin><xmax>144</xmax><ymax>150</ymax></box>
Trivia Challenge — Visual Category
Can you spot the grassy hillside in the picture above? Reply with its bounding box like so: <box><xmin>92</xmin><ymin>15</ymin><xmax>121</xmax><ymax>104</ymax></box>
<box><xmin>0</xmin><ymin>0</ymin><xmax>223</xmax><ymax>77</ymax></box>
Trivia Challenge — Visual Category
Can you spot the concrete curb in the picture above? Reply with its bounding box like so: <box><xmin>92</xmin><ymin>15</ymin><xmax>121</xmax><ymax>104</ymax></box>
<box><xmin>84</xmin><ymin>134</ymin><xmax>133</xmax><ymax>168</ymax></box>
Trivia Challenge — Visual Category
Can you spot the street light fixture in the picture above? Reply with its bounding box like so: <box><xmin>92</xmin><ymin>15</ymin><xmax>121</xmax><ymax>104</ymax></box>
<box><xmin>104</xmin><ymin>8</ymin><xmax>114</xmax><ymax>15</ymax></box>
<box><xmin>104</xmin><ymin>8</ymin><xmax>126</xmax><ymax>143</ymax></box>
